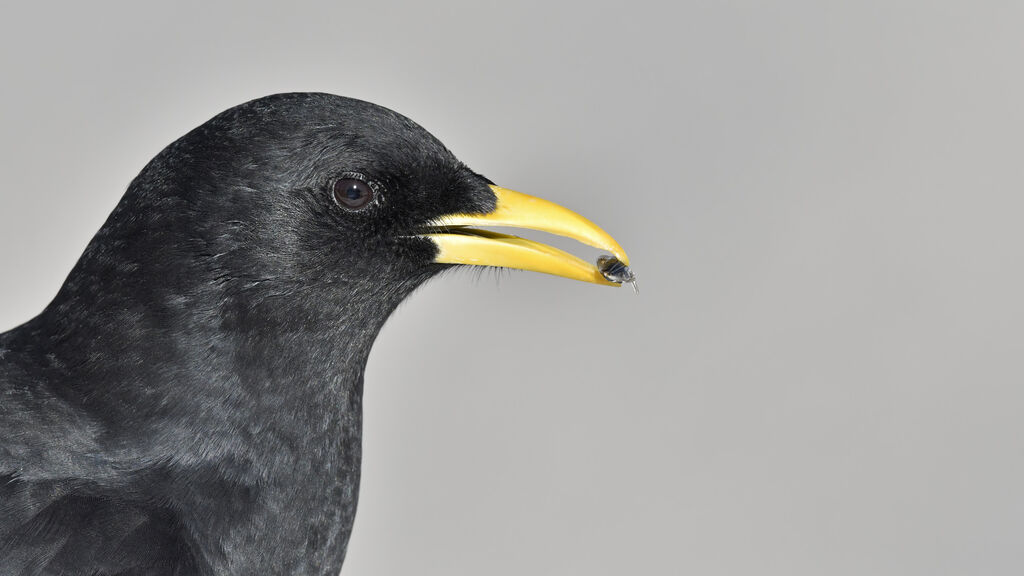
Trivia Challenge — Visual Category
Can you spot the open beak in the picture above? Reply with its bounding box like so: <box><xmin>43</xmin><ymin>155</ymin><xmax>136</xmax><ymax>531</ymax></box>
<box><xmin>421</xmin><ymin>185</ymin><xmax>631</xmax><ymax>287</ymax></box>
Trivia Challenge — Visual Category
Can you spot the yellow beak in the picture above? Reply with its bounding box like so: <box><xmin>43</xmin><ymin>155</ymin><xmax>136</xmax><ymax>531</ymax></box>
<box><xmin>421</xmin><ymin>186</ymin><xmax>631</xmax><ymax>287</ymax></box>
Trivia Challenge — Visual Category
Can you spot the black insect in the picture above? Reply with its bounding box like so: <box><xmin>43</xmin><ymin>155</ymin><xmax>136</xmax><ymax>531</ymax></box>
<box><xmin>597</xmin><ymin>255</ymin><xmax>638</xmax><ymax>293</ymax></box>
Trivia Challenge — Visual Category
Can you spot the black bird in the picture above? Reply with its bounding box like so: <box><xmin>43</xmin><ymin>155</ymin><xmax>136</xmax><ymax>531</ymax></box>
<box><xmin>0</xmin><ymin>93</ymin><xmax>630</xmax><ymax>575</ymax></box>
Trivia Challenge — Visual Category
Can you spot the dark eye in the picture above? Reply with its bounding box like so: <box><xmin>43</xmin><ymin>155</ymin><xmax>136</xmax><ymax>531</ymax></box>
<box><xmin>332</xmin><ymin>178</ymin><xmax>375</xmax><ymax>210</ymax></box>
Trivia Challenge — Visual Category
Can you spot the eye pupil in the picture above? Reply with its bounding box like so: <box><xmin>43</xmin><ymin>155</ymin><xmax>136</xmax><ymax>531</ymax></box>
<box><xmin>333</xmin><ymin>177</ymin><xmax>375</xmax><ymax>209</ymax></box>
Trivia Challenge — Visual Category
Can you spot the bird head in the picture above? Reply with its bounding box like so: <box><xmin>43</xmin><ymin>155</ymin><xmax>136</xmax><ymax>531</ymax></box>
<box><xmin>57</xmin><ymin>93</ymin><xmax>631</xmax><ymax>344</ymax></box>
<box><xmin>127</xmin><ymin>93</ymin><xmax>628</xmax><ymax>292</ymax></box>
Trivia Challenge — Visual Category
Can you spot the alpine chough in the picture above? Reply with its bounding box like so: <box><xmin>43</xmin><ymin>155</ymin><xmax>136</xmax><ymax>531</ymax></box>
<box><xmin>0</xmin><ymin>93</ymin><xmax>631</xmax><ymax>575</ymax></box>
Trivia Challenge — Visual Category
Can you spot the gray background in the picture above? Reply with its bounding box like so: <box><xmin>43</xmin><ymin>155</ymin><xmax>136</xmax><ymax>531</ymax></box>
<box><xmin>2</xmin><ymin>1</ymin><xmax>1022</xmax><ymax>574</ymax></box>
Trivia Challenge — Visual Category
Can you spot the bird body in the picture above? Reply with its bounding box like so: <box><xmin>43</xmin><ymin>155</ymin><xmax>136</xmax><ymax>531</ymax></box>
<box><xmin>0</xmin><ymin>93</ymin><xmax>630</xmax><ymax>574</ymax></box>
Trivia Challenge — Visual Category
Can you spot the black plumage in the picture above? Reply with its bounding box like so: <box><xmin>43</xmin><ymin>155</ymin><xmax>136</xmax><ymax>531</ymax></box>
<box><xmin>0</xmin><ymin>93</ymin><xmax>499</xmax><ymax>574</ymax></box>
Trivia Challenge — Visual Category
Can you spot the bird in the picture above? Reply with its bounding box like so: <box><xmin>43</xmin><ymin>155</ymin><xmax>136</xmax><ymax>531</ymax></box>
<box><xmin>0</xmin><ymin>93</ymin><xmax>631</xmax><ymax>575</ymax></box>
